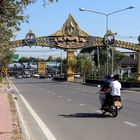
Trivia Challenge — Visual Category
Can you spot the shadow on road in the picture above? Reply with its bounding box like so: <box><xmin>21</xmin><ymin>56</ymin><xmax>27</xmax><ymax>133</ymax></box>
<box><xmin>59</xmin><ymin>112</ymin><xmax>111</xmax><ymax>118</ymax></box>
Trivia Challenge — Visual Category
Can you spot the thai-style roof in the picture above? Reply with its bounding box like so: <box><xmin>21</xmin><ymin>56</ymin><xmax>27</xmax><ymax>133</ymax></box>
<box><xmin>51</xmin><ymin>15</ymin><xmax>89</xmax><ymax>37</ymax></box>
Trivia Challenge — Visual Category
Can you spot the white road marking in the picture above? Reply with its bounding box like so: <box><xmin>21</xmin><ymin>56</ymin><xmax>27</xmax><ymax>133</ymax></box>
<box><xmin>58</xmin><ymin>95</ymin><xmax>63</xmax><ymax>98</ymax></box>
<box><xmin>67</xmin><ymin>98</ymin><xmax>72</xmax><ymax>101</ymax></box>
<box><xmin>12</xmin><ymin>83</ymin><xmax>57</xmax><ymax>140</ymax></box>
<box><xmin>79</xmin><ymin>103</ymin><xmax>85</xmax><ymax>106</ymax></box>
<box><xmin>124</xmin><ymin>121</ymin><xmax>138</xmax><ymax>127</ymax></box>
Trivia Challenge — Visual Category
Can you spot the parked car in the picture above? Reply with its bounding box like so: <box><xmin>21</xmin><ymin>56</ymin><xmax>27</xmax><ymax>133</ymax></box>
<box><xmin>15</xmin><ymin>72</ymin><xmax>22</xmax><ymax>79</ymax></box>
<box><xmin>33</xmin><ymin>74</ymin><xmax>40</xmax><ymax>78</ymax></box>
<box><xmin>39</xmin><ymin>74</ymin><xmax>47</xmax><ymax>79</ymax></box>
<box><xmin>47</xmin><ymin>73</ymin><xmax>52</xmax><ymax>79</ymax></box>
<box><xmin>74</xmin><ymin>73</ymin><xmax>81</xmax><ymax>78</ymax></box>
<box><xmin>23</xmin><ymin>73</ymin><xmax>31</xmax><ymax>78</ymax></box>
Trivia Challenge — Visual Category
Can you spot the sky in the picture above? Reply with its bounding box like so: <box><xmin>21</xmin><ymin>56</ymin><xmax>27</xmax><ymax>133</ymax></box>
<box><xmin>14</xmin><ymin>0</ymin><xmax>140</xmax><ymax>58</ymax></box>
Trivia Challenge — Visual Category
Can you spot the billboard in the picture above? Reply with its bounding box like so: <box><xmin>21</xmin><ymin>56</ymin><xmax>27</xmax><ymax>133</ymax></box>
<box><xmin>37</xmin><ymin>62</ymin><xmax>46</xmax><ymax>75</ymax></box>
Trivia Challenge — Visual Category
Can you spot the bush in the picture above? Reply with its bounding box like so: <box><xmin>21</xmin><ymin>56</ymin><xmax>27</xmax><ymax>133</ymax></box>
<box><xmin>0</xmin><ymin>76</ymin><xmax>3</xmax><ymax>82</ymax></box>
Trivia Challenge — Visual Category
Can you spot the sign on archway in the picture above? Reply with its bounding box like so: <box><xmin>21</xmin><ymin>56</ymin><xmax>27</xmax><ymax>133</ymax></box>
<box><xmin>9</xmin><ymin>15</ymin><xmax>140</xmax><ymax>81</ymax></box>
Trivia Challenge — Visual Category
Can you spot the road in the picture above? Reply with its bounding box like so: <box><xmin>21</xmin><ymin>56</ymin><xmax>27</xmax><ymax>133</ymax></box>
<box><xmin>10</xmin><ymin>77</ymin><xmax>140</xmax><ymax>140</ymax></box>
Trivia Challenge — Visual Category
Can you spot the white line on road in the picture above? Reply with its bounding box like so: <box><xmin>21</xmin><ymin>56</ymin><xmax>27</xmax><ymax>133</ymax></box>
<box><xmin>124</xmin><ymin>121</ymin><xmax>138</xmax><ymax>127</ymax></box>
<box><xmin>67</xmin><ymin>98</ymin><xmax>72</xmax><ymax>101</ymax></box>
<box><xmin>12</xmin><ymin>83</ymin><xmax>57</xmax><ymax>140</ymax></box>
<box><xmin>58</xmin><ymin>95</ymin><xmax>63</xmax><ymax>98</ymax></box>
<box><xmin>79</xmin><ymin>103</ymin><xmax>85</xmax><ymax>106</ymax></box>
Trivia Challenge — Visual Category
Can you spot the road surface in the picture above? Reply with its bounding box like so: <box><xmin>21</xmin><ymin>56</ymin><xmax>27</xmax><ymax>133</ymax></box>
<box><xmin>11</xmin><ymin>77</ymin><xmax>140</xmax><ymax>140</ymax></box>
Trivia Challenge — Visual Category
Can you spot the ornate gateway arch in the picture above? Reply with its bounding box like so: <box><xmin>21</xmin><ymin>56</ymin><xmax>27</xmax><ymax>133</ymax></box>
<box><xmin>9</xmin><ymin>15</ymin><xmax>140</xmax><ymax>81</ymax></box>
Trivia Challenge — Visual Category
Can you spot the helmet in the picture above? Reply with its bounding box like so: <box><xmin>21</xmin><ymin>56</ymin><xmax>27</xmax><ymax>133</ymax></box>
<box><xmin>107</xmin><ymin>74</ymin><xmax>114</xmax><ymax>79</ymax></box>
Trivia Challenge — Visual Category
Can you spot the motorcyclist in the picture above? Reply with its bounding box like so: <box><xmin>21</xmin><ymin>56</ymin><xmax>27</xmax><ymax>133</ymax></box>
<box><xmin>103</xmin><ymin>74</ymin><xmax>122</xmax><ymax>108</ymax></box>
<box><xmin>99</xmin><ymin>74</ymin><xmax>113</xmax><ymax>109</ymax></box>
<box><xmin>110</xmin><ymin>74</ymin><xmax>122</xmax><ymax>104</ymax></box>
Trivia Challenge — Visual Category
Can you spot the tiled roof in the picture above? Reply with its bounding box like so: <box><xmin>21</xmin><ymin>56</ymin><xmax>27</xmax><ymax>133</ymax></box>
<box><xmin>118</xmin><ymin>56</ymin><xmax>137</xmax><ymax>65</ymax></box>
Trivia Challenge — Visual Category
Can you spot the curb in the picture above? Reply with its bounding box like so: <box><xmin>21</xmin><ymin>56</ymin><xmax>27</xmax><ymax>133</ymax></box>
<box><xmin>7</xmin><ymin>78</ymin><xmax>32</xmax><ymax>140</ymax></box>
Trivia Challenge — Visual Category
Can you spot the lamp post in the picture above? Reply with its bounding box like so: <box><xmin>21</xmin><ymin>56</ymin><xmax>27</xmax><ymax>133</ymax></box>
<box><xmin>61</xmin><ymin>49</ymin><xmax>63</xmax><ymax>76</ymax></box>
<box><xmin>79</xmin><ymin>5</ymin><xmax>135</xmax><ymax>74</ymax></box>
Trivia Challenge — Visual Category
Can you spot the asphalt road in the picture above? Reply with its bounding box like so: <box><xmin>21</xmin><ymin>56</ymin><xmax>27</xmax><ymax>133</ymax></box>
<box><xmin>11</xmin><ymin>77</ymin><xmax>140</xmax><ymax>140</ymax></box>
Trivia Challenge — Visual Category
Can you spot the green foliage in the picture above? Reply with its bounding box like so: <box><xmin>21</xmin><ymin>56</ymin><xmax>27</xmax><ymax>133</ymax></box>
<box><xmin>0</xmin><ymin>76</ymin><xmax>3</xmax><ymax>82</ymax></box>
<box><xmin>0</xmin><ymin>0</ymin><xmax>58</xmax><ymax>69</ymax></box>
<box><xmin>0</xmin><ymin>0</ymin><xmax>27</xmax><ymax>68</ymax></box>
<box><xmin>0</xmin><ymin>48</ymin><xmax>14</xmax><ymax>68</ymax></box>
<box><xmin>95</xmin><ymin>48</ymin><xmax>125</xmax><ymax>75</ymax></box>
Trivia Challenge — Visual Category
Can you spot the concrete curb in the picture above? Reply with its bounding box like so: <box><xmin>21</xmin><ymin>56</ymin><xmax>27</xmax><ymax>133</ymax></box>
<box><xmin>7</xmin><ymin>78</ymin><xmax>32</xmax><ymax>140</ymax></box>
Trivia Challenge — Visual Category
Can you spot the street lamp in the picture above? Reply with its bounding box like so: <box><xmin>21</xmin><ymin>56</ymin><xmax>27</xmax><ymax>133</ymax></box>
<box><xmin>61</xmin><ymin>49</ymin><xmax>63</xmax><ymax>76</ymax></box>
<box><xmin>79</xmin><ymin>5</ymin><xmax>135</xmax><ymax>74</ymax></box>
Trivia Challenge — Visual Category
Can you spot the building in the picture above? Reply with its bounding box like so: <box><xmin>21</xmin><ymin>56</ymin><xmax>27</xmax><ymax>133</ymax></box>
<box><xmin>117</xmin><ymin>51</ymin><xmax>137</xmax><ymax>79</ymax></box>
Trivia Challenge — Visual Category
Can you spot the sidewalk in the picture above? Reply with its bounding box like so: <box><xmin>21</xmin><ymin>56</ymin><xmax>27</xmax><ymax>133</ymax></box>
<box><xmin>0</xmin><ymin>80</ymin><xmax>23</xmax><ymax>140</ymax></box>
<box><xmin>0</xmin><ymin>81</ymin><xmax>13</xmax><ymax>140</ymax></box>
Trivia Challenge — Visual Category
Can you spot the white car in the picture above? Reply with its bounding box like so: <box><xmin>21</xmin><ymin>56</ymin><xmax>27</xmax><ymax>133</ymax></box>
<box><xmin>33</xmin><ymin>74</ymin><xmax>40</xmax><ymax>78</ymax></box>
<box><xmin>16</xmin><ymin>74</ymin><xmax>22</xmax><ymax>79</ymax></box>
<box><xmin>74</xmin><ymin>73</ymin><xmax>80</xmax><ymax>78</ymax></box>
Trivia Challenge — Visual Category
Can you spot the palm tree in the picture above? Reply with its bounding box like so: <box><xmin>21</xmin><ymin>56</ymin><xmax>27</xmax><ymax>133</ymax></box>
<box><xmin>80</xmin><ymin>58</ymin><xmax>92</xmax><ymax>82</ymax></box>
<box><xmin>68</xmin><ymin>59</ymin><xmax>77</xmax><ymax>78</ymax></box>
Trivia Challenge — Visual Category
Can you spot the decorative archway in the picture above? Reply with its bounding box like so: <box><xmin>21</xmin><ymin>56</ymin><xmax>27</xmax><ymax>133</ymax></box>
<box><xmin>9</xmin><ymin>15</ymin><xmax>140</xmax><ymax>81</ymax></box>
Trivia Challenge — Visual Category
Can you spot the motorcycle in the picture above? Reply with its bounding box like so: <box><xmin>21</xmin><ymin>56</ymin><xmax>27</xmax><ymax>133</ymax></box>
<box><xmin>101</xmin><ymin>96</ymin><xmax>122</xmax><ymax>117</ymax></box>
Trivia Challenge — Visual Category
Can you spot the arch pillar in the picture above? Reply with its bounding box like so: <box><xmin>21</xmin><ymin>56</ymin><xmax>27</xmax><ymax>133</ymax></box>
<box><xmin>137</xmin><ymin>51</ymin><xmax>140</xmax><ymax>81</ymax></box>
<box><xmin>67</xmin><ymin>49</ymin><xmax>75</xmax><ymax>81</ymax></box>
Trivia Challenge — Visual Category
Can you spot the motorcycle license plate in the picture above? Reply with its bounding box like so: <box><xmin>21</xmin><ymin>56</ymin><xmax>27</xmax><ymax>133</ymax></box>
<box><xmin>114</xmin><ymin>101</ymin><xmax>121</xmax><ymax>107</ymax></box>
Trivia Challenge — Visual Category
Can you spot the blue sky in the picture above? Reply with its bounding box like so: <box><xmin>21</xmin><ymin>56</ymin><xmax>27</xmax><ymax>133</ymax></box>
<box><xmin>15</xmin><ymin>0</ymin><xmax>140</xmax><ymax>58</ymax></box>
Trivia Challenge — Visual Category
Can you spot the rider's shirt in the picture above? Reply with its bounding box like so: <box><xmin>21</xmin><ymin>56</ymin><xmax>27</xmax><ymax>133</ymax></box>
<box><xmin>110</xmin><ymin>80</ymin><xmax>121</xmax><ymax>96</ymax></box>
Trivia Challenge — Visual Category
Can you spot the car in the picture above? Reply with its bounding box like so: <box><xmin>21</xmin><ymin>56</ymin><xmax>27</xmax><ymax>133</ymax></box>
<box><xmin>39</xmin><ymin>74</ymin><xmax>47</xmax><ymax>79</ymax></box>
<box><xmin>15</xmin><ymin>73</ymin><xmax>22</xmax><ymax>79</ymax></box>
<box><xmin>47</xmin><ymin>73</ymin><xmax>52</xmax><ymax>79</ymax></box>
<box><xmin>33</xmin><ymin>74</ymin><xmax>40</xmax><ymax>78</ymax></box>
<box><xmin>23</xmin><ymin>74</ymin><xmax>31</xmax><ymax>78</ymax></box>
<box><xmin>22</xmin><ymin>70</ymin><xmax>31</xmax><ymax>78</ymax></box>
<box><xmin>74</xmin><ymin>73</ymin><xmax>81</xmax><ymax>78</ymax></box>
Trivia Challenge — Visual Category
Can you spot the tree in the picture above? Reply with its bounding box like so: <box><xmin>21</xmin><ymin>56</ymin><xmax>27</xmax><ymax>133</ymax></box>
<box><xmin>22</xmin><ymin>0</ymin><xmax>58</xmax><ymax>5</ymax></box>
<box><xmin>80</xmin><ymin>58</ymin><xmax>92</xmax><ymax>82</ymax></box>
<box><xmin>68</xmin><ymin>54</ymin><xmax>92</xmax><ymax>82</ymax></box>
<box><xmin>0</xmin><ymin>0</ymin><xmax>58</xmax><ymax>73</ymax></box>
<box><xmin>68</xmin><ymin>59</ymin><xmax>77</xmax><ymax>74</ymax></box>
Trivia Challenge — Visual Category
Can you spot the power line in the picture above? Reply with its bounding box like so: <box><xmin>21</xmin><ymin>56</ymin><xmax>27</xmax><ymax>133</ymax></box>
<box><xmin>115</xmin><ymin>35</ymin><xmax>138</xmax><ymax>39</ymax></box>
